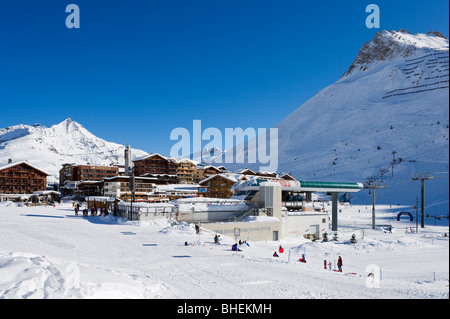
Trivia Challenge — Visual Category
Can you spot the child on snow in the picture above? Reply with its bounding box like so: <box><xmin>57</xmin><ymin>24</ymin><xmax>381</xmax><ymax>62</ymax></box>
<box><xmin>299</xmin><ymin>254</ymin><xmax>306</xmax><ymax>263</ymax></box>
<box><xmin>232</xmin><ymin>244</ymin><xmax>241</xmax><ymax>251</ymax></box>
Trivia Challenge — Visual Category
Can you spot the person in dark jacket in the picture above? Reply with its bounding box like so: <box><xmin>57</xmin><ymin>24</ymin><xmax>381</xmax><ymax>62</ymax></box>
<box><xmin>337</xmin><ymin>256</ymin><xmax>343</xmax><ymax>272</ymax></box>
<box><xmin>232</xmin><ymin>243</ymin><xmax>241</xmax><ymax>251</ymax></box>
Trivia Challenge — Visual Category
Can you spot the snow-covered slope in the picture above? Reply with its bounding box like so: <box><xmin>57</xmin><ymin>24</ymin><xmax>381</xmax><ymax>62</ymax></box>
<box><xmin>229</xmin><ymin>30</ymin><xmax>449</xmax><ymax>214</ymax></box>
<box><xmin>0</xmin><ymin>202</ymin><xmax>448</xmax><ymax>299</ymax></box>
<box><xmin>0</xmin><ymin>119</ymin><xmax>148</xmax><ymax>183</ymax></box>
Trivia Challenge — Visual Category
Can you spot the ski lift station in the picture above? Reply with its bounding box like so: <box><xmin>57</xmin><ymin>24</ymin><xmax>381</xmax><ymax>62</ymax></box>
<box><xmin>117</xmin><ymin>178</ymin><xmax>363</xmax><ymax>242</ymax></box>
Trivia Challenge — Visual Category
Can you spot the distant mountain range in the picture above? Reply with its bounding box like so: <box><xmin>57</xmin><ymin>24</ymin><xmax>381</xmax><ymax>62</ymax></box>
<box><xmin>0</xmin><ymin>118</ymin><xmax>148</xmax><ymax>183</ymax></box>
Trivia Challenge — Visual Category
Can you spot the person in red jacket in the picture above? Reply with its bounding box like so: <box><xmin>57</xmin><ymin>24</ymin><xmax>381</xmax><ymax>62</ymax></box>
<box><xmin>279</xmin><ymin>245</ymin><xmax>284</xmax><ymax>254</ymax></box>
<box><xmin>337</xmin><ymin>256</ymin><xmax>343</xmax><ymax>272</ymax></box>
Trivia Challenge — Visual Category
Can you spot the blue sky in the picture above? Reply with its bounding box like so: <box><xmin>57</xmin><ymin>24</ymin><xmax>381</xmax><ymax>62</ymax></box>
<box><xmin>0</xmin><ymin>0</ymin><xmax>448</xmax><ymax>155</ymax></box>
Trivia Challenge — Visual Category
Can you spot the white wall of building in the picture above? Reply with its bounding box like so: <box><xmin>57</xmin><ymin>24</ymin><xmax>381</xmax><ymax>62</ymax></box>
<box><xmin>282</xmin><ymin>212</ymin><xmax>329</xmax><ymax>239</ymax></box>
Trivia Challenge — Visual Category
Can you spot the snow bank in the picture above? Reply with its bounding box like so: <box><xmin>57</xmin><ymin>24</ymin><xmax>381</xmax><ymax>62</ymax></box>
<box><xmin>0</xmin><ymin>251</ymin><xmax>145</xmax><ymax>299</ymax></box>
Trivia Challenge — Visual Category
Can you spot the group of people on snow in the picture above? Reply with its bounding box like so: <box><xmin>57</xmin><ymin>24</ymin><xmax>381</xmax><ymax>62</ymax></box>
<box><xmin>273</xmin><ymin>245</ymin><xmax>344</xmax><ymax>271</ymax></box>
<box><xmin>74</xmin><ymin>203</ymin><xmax>109</xmax><ymax>217</ymax></box>
<box><xmin>323</xmin><ymin>256</ymin><xmax>343</xmax><ymax>272</ymax></box>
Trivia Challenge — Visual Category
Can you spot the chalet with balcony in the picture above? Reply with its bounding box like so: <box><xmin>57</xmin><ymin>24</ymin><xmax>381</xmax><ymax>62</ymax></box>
<box><xmin>0</xmin><ymin>161</ymin><xmax>50</xmax><ymax>195</ymax></box>
<box><xmin>198</xmin><ymin>173</ymin><xmax>248</xmax><ymax>198</ymax></box>
<box><xmin>133</xmin><ymin>153</ymin><xmax>177</xmax><ymax>177</ymax></box>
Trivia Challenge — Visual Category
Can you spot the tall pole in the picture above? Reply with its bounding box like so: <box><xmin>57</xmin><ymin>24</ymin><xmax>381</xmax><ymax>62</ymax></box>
<box><xmin>412</xmin><ymin>173</ymin><xmax>434</xmax><ymax>228</ymax></box>
<box><xmin>129</xmin><ymin>175</ymin><xmax>135</xmax><ymax>220</ymax></box>
<box><xmin>415</xmin><ymin>196</ymin><xmax>419</xmax><ymax>233</ymax></box>
<box><xmin>420</xmin><ymin>179</ymin><xmax>425</xmax><ymax>228</ymax></box>
<box><xmin>372</xmin><ymin>188</ymin><xmax>376</xmax><ymax>230</ymax></box>
<box><xmin>364</xmin><ymin>180</ymin><xmax>387</xmax><ymax>230</ymax></box>
<box><xmin>331</xmin><ymin>193</ymin><xmax>338</xmax><ymax>232</ymax></box>
<box><xmin>391</xmin><ymin>151</ymin><xmax>396</xmax><ymax>177</ymax></box>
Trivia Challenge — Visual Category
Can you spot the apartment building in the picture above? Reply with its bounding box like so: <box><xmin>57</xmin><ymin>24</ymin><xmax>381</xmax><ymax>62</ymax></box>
<box><xmin>0</xmin><ymin>161</ymin><xmax>50</xmax><ymax>194</ymax></box>
<box><xmin>176</xmin><ymin>159</ymin><xmax>197</xmax><ymax>184</ymax></box>
<box><xmin>103</xmin><ymin>176</ymin><xmax>158</xmax><ymax>201</ymax></box>
<box><xmin>194</xmin><ymin>165</ymin><xmax>223</xmax><ymax>183</ymax></box>
<box><xmin>198</xmin><ymin>173</ymin><xmax>247</xmax><ymax>198</ymax></box>
<box><xmin>133</xmin><ymin>153</ymin><xmax>177</xmax><ymax>177</ymax></box>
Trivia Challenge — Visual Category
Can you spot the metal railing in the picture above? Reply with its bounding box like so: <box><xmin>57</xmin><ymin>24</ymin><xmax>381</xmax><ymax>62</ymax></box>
<box><xmin>116</xmin><ymin>203</ymin><xmax>178</xmax><ymax>220</ymax></box>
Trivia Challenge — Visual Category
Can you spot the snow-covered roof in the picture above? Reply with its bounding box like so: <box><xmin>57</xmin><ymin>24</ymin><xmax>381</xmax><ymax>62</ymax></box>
<box><xmin>239</xmin><ymin>168</ymin><xmax>256</xmax><ymax>174</ymax></box>
<box><xmin>201</xmin><ymin>165</ymin><xmax>222</xmax><ymax>172</ymax></box>
<box><xmin>103</xmin><ymin>176</ymin><xmax>158</xmax><ymax>182</ymax></box>
<box><xmin>279</xmin><ymin>173</ymin><xmax>296</xmax><ymax>180</ymax></box>
<box><xmin>198</xmin><ymin>173</ymin><xmax>246</xmax><ymax>185</ymax></box>
<box><xmin>32</xmin><ymin>190</ymin><xmax>61</xmax><ymax>196</ymax></box>
<box><xmin>0</xmin><ymin>161</ymin><xmax>51</xmax><ymax>176</ymax></box>
<box><xmin>140</xmin><ymin>173</ymin><xmax>178</xmax><ymax>178</ymax></box>
<box><xmin>177</xmin><ymin>158</ymin><xmax>198</xmax><ymax>165</ymax></box>
<box><xmin>155</xmin><ymin>183</ymin><xmax>201</xmax><ymax>191</ymax></box>
<box><xmin>133</xmin><ymin>153</ymin><xmax>177</xmax><ymax>163</ymax></box>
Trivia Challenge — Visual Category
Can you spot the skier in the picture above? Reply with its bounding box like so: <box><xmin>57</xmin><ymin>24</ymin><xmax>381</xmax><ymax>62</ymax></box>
<box><xmin>195</xmin><ymin>224</ymin><xmax>200</xmax><ymax>234</ymax></box>
<box><xmin>337</xmin><ymin>256</ymin><xmax>343</xmax><ymax>272</ymax></box>
<box><xmin>273</xmin><ymin>251</ymin><xmax>279</xmax><ymax>257</ymax></box>
<box><xmin>324</xmin><ymin>260</ymin><xmax>327</xmax><ymax>269</ymax></box>
<box><xmin>279</xmin><ymin>245</ymin><xmax>284</xmax><ymax>254</ymax></box>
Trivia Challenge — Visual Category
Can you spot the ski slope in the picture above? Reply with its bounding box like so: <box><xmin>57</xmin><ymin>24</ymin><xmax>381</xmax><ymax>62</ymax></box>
<box><xmin>0</xmin><ymin>201</ymin><xmax>448</xmax><ymax>299</ymax></box>
<box><xmin>226</xmin><ymin>30</ymin><xmax>449</xmax><ymax>215</ymax></box>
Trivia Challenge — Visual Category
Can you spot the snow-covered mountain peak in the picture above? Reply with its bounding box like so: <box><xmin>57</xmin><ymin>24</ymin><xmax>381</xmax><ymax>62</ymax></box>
<box><xmin>48</xmin><ymin>118</ymin><xmax>91</xmax><ymax>137</ymax></box>
<box><xmin>342</xmin><ymin>30</ymin><xmax>449</xmax><ymax>78</ymax></box>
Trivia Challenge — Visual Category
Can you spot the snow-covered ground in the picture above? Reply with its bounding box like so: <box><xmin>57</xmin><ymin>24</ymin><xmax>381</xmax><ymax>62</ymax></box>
<box><xmin>0</xmin><ymin>201</ymin><xmax>448</xmax><ymax>299</ymax></box>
